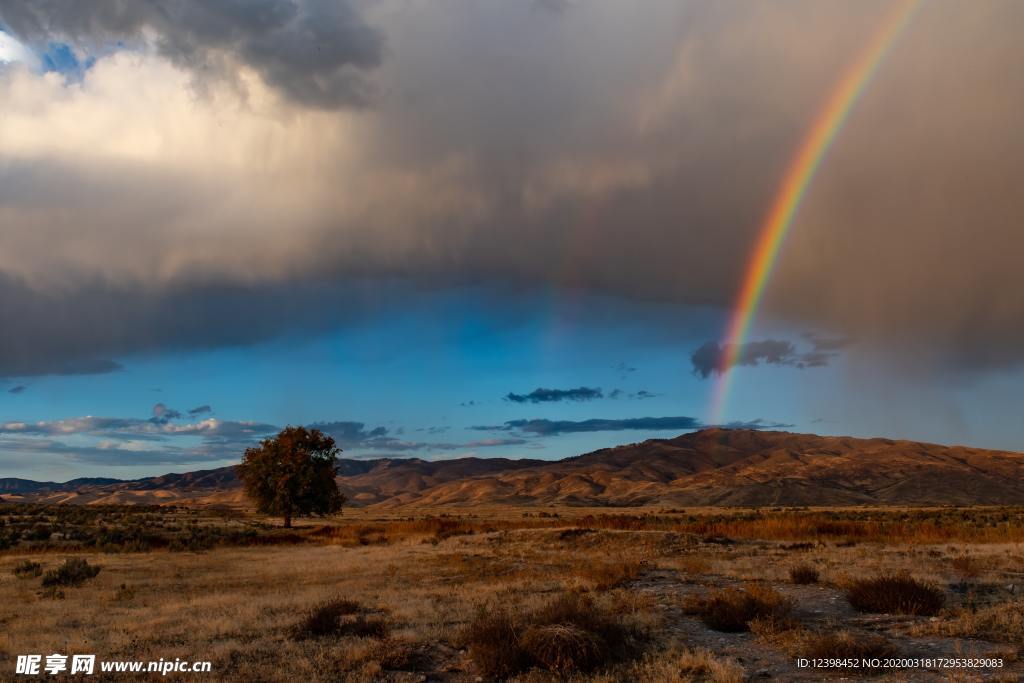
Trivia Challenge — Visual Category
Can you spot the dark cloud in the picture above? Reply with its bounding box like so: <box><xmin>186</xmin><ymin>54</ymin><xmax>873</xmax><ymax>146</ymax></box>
<box><xmin>8</xmin><ymin>385</ymin><xmax>26</xmax><ymax>394</ymax></box>
<box><xmin>0</xmin><ymin>0</ymin><xmax>1022</xmax><ymax>380</ymax></box>
<box><xmin>690</xmin><ymin>337</ymin><xmax>848</xmax><ymax>379</ymax></box>
<box><xmin>505</xmin><ymin>387</ymin><xmax>603</xmax><ymax>404</ymax></box>
<box><xmin>307</xmin><ymin>420</ymin><xmax>388</xmax><ymax>447</ymax></box>
<box><xmin>475</xmin><ymin>415</ymin><xmax>792</xmax><ymax>436</ymax></box>
<box><xmin>187</xmin><ymin>404</ymin><xmax>213</xmax><ymax>416</ymax></box>
<box><xmin>0</xmin><ymin>275</ymin><xmax>407</xmax><ymax>378</ymax></box>
<box><xmin>609</xmin><ymin>389</ymin><xmax>656</xmax><ymax>400</ymax></box>
<box><xmin>477</xmin><ymin>416</ymin><xmax>703</xmax><ymax>436</ymax></box>
<box><xmin>0</xmin><ymin>0</ymin><xmax>384</xmax><ymax>108</ymax></box>
<box><xmin>150</xmin><ymin>403</ymin><xmax>183</xmax><ymax>424</ymax></box>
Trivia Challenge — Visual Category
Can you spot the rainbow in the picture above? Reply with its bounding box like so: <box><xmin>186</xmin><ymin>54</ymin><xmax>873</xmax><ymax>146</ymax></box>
<box><xmin>709</xmin><ymin>0</ymin><xmax>922</xmax><ymax>425</ymax></box>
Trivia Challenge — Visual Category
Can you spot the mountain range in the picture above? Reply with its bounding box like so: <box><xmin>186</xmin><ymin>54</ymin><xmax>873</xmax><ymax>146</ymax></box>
<box><xmin>3</xmin><ymin>429</ymin><xmax>1023</xmax><ymax>507</ymax></box>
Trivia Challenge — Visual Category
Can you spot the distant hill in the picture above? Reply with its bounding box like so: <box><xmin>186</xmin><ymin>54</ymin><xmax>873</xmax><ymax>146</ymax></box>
<box><xmin>3</xmin><ymin>429</ymin><xmax>1023</xmax><ymax>507</ymax></box>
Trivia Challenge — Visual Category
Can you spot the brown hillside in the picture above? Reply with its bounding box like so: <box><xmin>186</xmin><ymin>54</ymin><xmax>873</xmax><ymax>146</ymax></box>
<box><xmin>4</xmin><ymin>429</ymin><xmax>1023</xmax><ymax>507</ymax></box>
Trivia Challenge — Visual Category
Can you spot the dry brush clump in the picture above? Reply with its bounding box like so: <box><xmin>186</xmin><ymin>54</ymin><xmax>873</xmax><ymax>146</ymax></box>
<box><xmin>845</xmin><ymin>573</ymin><xmax>945</xmax><ymax>616</ymax></box>
<box><xmin>615</xmin><ymin>647</ymin><xmax>744</xmax><ymax>683</ymax></box>
<box><xmin>749</xmin><ymin>614</ymin><xmax>899</xmax><ymax>668</ymax></box>
<box><xmin>461</xmin><ymin>591</ymin><xmax>645</xmax><ymax>679</ymax></box>
<box><xmin>684</xmin><ymin>585</ymin><xmax>793</xmax><ymax>633</ymax></box>
<box><xmin>291</xmin><ymin>598</ymin><xmax>390</xmax><ymax>640</ymax></box>
<box><xmin>12</xmin><ymin>559</ymin><xmax>42</xmax><ymax>578</ymax></box>
<box><xmin>916</xmin><ymin>599</ymin><xmax>1024</xmax><ymax>644</ymax></box>
<box><xmin>41</xmin><ymin>558</ymin><xmax>101</xmax><ymax>587</ymax></box>
<box><xmin>797</xmin><ymin>630</ymin><xmax>898</xmax><ymax>668</ymax></box>
<box><xmin>789</xmin><ymin>564</ymin><xmax>820</xmax><ymax>585</ymax></box>
<box><xmin>676</xmin><ymin>647</ymin><xmax>746</xmax><ymax>683</ymax></box>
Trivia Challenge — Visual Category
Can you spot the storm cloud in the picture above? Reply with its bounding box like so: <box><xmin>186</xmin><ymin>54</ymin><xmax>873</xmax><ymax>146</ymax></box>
<box><xmin>0</xmin><ymin>0</ymin><xmax>383</xmax><ymax>108</ymax></box>
<box><xmin>1</xmin><ymin>0</ymin><xmax>1023</xmax><ymax>379</ymax></box>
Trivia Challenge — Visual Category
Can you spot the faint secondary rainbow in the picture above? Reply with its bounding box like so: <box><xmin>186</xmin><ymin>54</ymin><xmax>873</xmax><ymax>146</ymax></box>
<box><xmin>709</xmin><ymin>0</ymin><xmax>922</xmax><ymax>425</ymax></box>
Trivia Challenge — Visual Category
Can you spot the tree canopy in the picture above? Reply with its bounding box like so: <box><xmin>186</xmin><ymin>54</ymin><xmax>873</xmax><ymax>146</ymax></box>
<box><xmin>236</xmin><ymin>426</ymin><xmax>345</xmax><ymax>528</ymax></box>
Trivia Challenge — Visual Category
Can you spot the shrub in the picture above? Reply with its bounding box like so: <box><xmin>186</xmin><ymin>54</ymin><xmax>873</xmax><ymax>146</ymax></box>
<box><xmin>916</xmin><ymin>599</ymin><xmax>1024</xmax><ymax>644</ymax></box>
<box><xmin>677</xmin><ymin>647</ymin><xmax>745</xmax><ymax>683</ymax></box>
<box><xmin>291</xmin><ymin>599</ymin><xmax>389</xmax><ymax>640</ymax></box>
<box><xmin>462</xmin><ymin>592</ymin><xmax>641</xmax><ymax>678</ymax></box>
<box><xmin>13</xmin><ymin>559</ymin><xmax>42</xmax><ymax>578</ymax></box>
<box><xmin>846</xmin><ymin>574</ymin><xmax>945</xmax><ymax>616</ymax></box>
<box><xmin>38</xmin><ymin>586</ymin><xmax>66</xmax><ymax>600</ymax></box>
<box><xmin>41</xmin><ymin>558</ymin><xmax>101</xmax><ymax>587</ymax></box>
<box><xmin>789</xmin><ymin>564</ymin><xmax>820</xmax><ymax>585</ymax></box>
<box><xmin>798</xmin><ymin>630</ymin><xmax>898</xmax><ymax>665</ymax></box>
<box><xmin>25</xmin><ymin>524</ymin><xmax>54</xmax><ymax>541</ymax></box>
<box><xmin>687</xmin><ymin>585</ymin><xmax>792</xmax><ymax>632</ymax></box>
<box><xmin>528</xmin><ymin>592</ymin><xmax>637</xmax><ymax>660</ymax></box>
<box><xmin>520</xmin><ymin>623</ymin><xmax>603</xmax><ymax>675</ymax></box>
<box><xmin>292</xmin><ymin>598</ymin><xmax>362</xmax><ymax>639</ymax></box>
<box><xmin>461</xmin><ymin>607</ymin><xmax>527</xmax><ymax>679</ymax></box>
<box><xmin>346</xmin><ymin>615</ymin><xmax>390</xmax><ymax>639</ymax></box>
<box><xmin>781</xmin><ymin>542</ymin><xmax>815</xmax><ymax>551</ymax></box>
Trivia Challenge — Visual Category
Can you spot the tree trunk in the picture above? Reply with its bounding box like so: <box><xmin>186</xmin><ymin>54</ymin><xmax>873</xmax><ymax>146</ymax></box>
<box><xmin>283</xmin><ymin>512</ymin><xmax>292</xmax><ymax>528</ymax></box>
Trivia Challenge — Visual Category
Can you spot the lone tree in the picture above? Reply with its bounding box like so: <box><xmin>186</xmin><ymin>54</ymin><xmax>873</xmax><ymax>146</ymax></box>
<box><xmin>236</xmin><ymin>426</ymin><xmax>345</xmax><ymax>528</ymax></box>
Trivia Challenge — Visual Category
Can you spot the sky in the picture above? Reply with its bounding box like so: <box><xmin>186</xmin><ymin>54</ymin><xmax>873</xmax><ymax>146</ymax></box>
<box><xmin>1</xmin><ymin>0</ymin><xmax>1022</xmax><ymax>480</ymax></box>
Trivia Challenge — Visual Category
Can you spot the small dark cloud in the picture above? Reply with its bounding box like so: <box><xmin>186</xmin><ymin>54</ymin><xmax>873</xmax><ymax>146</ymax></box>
<box><xmin>505</xmin><ymin>387</ymin><xmax>603</xmax><ymax>404</ymax></box>
<box><xmin>308</xmin><ymin>420</ymin><xmax>388</xmax><ymax>446</ymax></box>
<box><xmin>460</xmin><ymin>400</ymin><xmax>478</xmax><ymax>407</ymax></box>
<box><xmin>149</xmin><ymin>402</ymin><xmax>183</xmax><ymax>424</ymax></box>
<box><xmin>187</xmin><ymin>405</ymin><xmax>212</xmax><ymax>417</ymax></box>
<box><xmin>8</xmin><ymin>385</ymin><xmax>27</xmax><ymax>394</ymax></box>
<box><xmin>476</xmin><ymin>415</ymin><xmax>702</xmax><ymax>437</ymax></box>
<box><xmin>415</xmin><ymin>426</ymin><xmax>449</xmax><ymax>435</ymax></box>
<box><xmin>691</xmin><ymin>336</ymin><xmax>849</xmax><ymax>379</ymax></box>
<box><xmin>609</xmin><ymin>389</ymin><xmax>656</xmax><ymax>400</ymax></box>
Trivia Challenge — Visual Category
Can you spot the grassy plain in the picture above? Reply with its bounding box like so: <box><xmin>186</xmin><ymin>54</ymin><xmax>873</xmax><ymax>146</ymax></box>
<box><xmin>1</xmin><ymin>504</ymin><xmax>1022</xmax><ymax>681</ymax></box>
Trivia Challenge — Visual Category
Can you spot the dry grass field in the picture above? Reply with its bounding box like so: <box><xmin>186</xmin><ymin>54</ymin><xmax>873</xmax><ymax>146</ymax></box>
<box><xmin>1</xmin><ymin>504</ymin><xmax>1022</xmax><ymax>681</ymax></box>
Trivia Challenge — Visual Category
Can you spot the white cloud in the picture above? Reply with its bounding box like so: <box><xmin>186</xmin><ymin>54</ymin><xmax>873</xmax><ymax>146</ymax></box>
<box><xmin>0</xmin><ymin>30</ymin><xmax>34</xmax><ymax>66</ymax></box>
